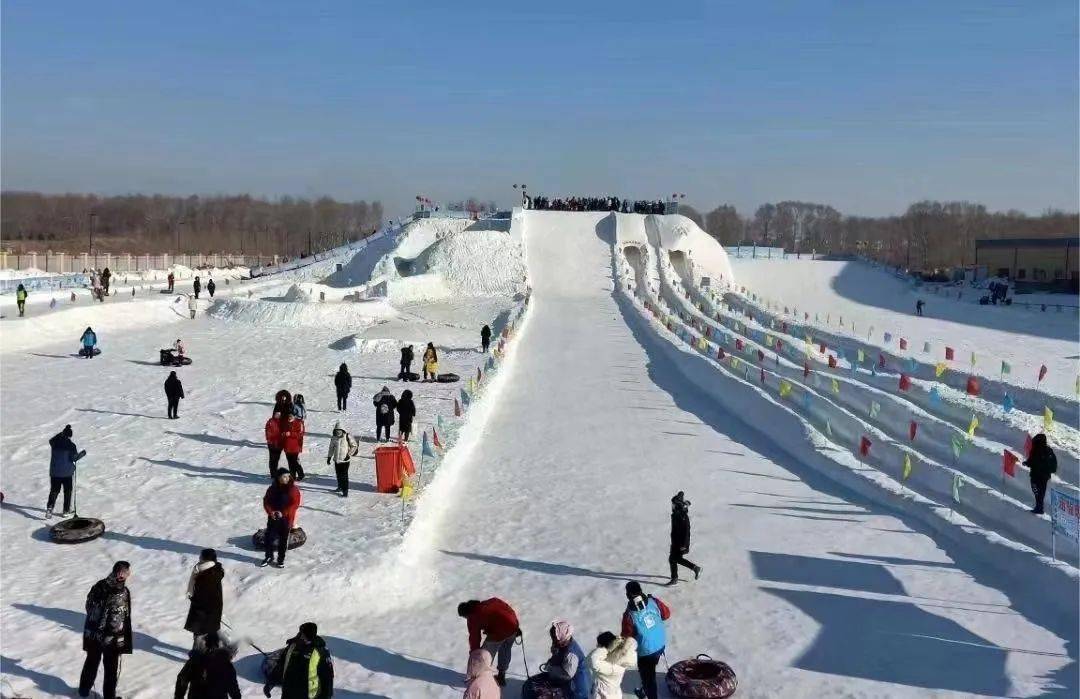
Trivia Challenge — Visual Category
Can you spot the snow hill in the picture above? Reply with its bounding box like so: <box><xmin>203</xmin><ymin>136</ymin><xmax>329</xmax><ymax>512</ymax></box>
<box><xmin>0</xmin><ymin>211</ymin><xmax>1076</xmax><ymax>698</ymax></box>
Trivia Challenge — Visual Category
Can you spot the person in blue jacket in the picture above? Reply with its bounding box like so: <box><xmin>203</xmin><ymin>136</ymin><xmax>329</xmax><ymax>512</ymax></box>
<box><xmin>47</xmin><ymin>424</ymin><xmax>86</xmax><ymax>518</ymax></box>
<box><xmin>545</xmin><ymin>620</ymin><xmax>591</xmax><ymax>699</ymax></box>
<box><xmin>80</xmin><ymin>327</ymin><xmax>98</xmax><ymax>358</ymax></box>
<box><xmin>621</xmin><ymin>581</ymin><xmax>671</xmax><ymax>699</ymax></box>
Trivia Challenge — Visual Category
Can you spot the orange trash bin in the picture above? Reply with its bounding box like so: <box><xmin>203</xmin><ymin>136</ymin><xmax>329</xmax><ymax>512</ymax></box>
<box><xmin>374</xmin><ymin>444</ymin><xmax>416</xmax><ymax>493</ymax></box>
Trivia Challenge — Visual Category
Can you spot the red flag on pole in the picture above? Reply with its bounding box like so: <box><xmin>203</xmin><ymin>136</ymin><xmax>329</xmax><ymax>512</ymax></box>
<box><xmin>718</xmin><ymin>347</ymin><xmax>725</xmax><ymax>360</ymax></box>
<box><xmin>909</xmin><ymin>421</ymin><xmax>918</xmax><ymax>441</ymax></box>
<box><xmin>757</xmin><ymin>349</ymin><xmax>765</xmax><ymax>362</ymax></box>
<box><xmin>828</xmin><ymin>354</ymin><xmax>838</xmax><ymax>368</ymax></box>
<box><xmin>966</xmin><ymin>376</ymin><xmax>980</xmax><ymax>396</ymax></box>
<box><xmin>1023</xmin><ymin>433</ymin><xmax>1033</xmax><ymax>459</ymax></box>
<box><xmin>775</xmin><ymin>339</ymin><xmax>783</xmax><ymax>352</ymax></box>
<box><xmin>819</xmin><ymin>342</ymin><xmax>826</xmax><ymax>354</ymax></box>
<box><xmin>1002</xmin><ymin>450</ymin><xmax>1018</xmax><ymax>477</ymax></box>
<box><xmin>433</xmin><ymin>428</ymin><xmax>443</xmax><ymax>450</ymax></box>
<box><xmin>898</xmin><ymin>374</ymin><xmax>911</xmax><ymax>391</ymax></box>
<box><xmin>878</xmin><ymin>353</ymin><xmax>886</xmax><ymax>369</ymax></box>
<box><xmin>735</xmin><ymin>338</ymin><xmax>744</xmax><ymax>351</ymax></box>
<box><xmin>859</xmin><ymin>436</ymin><xmax>872</xmax><ymax>457</ymax></box>
<box><xmin>803</xmin><ymin>361</ymin><xmax>810</xmax><ymax>378</ymax></box>
<box><xmin>899</xmin><ymin>338</ymin><xmax>908</xmax><ymax>350</ymax></box>
<box><xmin>945</xmin><ymin>347</ymin><xmax>955</xmax><ymax>361</ymax></box>
<box><xmin>1038</xmin><ymin>364</ymin><xmax>1048</xmax><ymax>382</ymax></box>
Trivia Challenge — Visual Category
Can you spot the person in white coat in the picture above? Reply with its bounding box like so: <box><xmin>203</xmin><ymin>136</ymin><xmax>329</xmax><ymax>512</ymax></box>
<box><xmin>326</xmin><ymin>421</ymin><xmax>357</xmax><ymax>497</ymax></box>
<box><xmin>188</xmin><ymin>295</ymin><xmax>198</xmax><ymax>319</ymax></box>
<box><xmin>588</xmin><ymin>632</ymin><xmax>637</xmax><ymax>699</ymax></box>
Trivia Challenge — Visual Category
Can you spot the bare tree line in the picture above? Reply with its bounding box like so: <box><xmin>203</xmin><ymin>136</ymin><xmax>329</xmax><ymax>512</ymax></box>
<box><xmin>680</xmin><ymin>200</ymin><xmax>1078</xmax><ymax>271</ymax></box>
<box><xmin>1</xmin><ymin>192</ymin><xmax>385</xmax><ymax>257</ymax></box>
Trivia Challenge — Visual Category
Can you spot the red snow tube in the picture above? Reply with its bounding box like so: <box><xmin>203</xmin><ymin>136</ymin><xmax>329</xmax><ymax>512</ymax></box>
<box><xmin>666</xmin><ymin>655</ymin><xmax>738</xmax><ymax>698</ymax></box>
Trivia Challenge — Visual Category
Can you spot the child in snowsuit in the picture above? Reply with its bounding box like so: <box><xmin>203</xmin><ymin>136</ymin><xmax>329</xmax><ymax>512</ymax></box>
<box><xmin>397</xmin><ymin>389</ymin><xmax>416</xmax><ymax>442</ymax></box>
<box><xmin>326</xmin><ymin>421</ymin><xmax>357</xmax><ymax>496</ymax></box>
<box><xmin>423</xmin><ymin>343</ymin><xmax>439</xmax><ymax>382</ymax></box>
<box><xmin>463</xmin><ymin>648</ymin><xmax>500</xmax><ymax>699</ymax></box>
<box><xmin>588</xmin><ymin>632</ymin><xmax>637</xmax><ymax>699</ymax></box>
<box><xmin>80</xmin><ymin>327</ymin><xmax>98</xmax><ymax>357</ymax></box>
<box><xmin>291</xmin><ymin>394</ymin><xmax>307</xmax><ymax>420</ymax></box>
<box><xmin>373</xmin><ymin>386</ymin><xmax>397</xmax><ymax>442</ymax></box>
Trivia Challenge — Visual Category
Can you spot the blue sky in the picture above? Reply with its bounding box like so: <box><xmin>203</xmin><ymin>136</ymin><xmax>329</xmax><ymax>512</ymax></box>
<box><xmin>2</xmin><ymin>0</ymin><xmax>1077</xmax><ymax>218</ymax></box>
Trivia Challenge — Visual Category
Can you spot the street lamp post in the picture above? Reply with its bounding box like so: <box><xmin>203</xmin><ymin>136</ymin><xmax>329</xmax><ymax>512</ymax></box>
<box><xmin>88</xmin><ymin>212</ymin><xmax>96</xmax><ymax>257</ymax></box>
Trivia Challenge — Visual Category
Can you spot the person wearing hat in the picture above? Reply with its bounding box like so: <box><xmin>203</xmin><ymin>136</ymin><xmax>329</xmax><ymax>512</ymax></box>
<box><xmin>184</xmin><ymin>549</ymin><xmax>224</xmax><ymax>647</ymax></box>
<box><xmin>263</xmin><ymin>622</ymin><xmax>334</xmax><ymax>698</ymax></box>
<box><xmin>544</xmin><ymin>620</ymin><xmax>591</xmax><ymax>699</ymax></box>
<box><xmin>669</xmin><ymin>491</ymin><xmax>701</xmax><ymax>585</ymax></box>
<box><xmin>620</xmin><ymin>581</ymin><xmax>670</xmax><ymax>699</ymax></box>
<box><xmin>261</xmin><ymin>469</ymin><xmax>301</xmax><ymax>568</ymax></box>
<box><xmin>174</xmin><ymin>630</ymin><xmax>241</xmax><ymax>699</ymax></box>
<box><xmin>46</xmin><ymin>424</ymin><xmax>86</xmax><ymax>518</ymax></box>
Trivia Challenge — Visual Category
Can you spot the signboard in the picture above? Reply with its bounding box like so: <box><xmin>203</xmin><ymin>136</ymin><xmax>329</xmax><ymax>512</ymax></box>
<box><xmin>1050</xmin><ymin>488</ymin><xmax>1079</xmax><ymax>540</ymax></box>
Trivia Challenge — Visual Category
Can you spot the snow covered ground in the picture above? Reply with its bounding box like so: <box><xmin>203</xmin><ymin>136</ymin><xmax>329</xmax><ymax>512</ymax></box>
<box><xmin>1</xmin><ymin>213</ymin><xmax>1076</xmax><ymax>698</ymax></box>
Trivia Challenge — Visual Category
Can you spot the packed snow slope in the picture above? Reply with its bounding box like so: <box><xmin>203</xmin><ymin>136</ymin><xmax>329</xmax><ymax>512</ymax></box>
<box><xmin>0</xmin><ymin>212</ymin><xmax>1076</xmax><ymax>697</ymax></box>
<box><xmin>730</xmin><ymin>257</ymin><xmax>1079</xmax><ymax>398</ymax></box>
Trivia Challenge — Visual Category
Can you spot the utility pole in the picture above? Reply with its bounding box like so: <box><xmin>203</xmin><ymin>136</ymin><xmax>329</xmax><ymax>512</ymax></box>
<box><xmin>88</xmin><ymin>211</ymin><xmax>96</xmax><ymax>256</ymax></box>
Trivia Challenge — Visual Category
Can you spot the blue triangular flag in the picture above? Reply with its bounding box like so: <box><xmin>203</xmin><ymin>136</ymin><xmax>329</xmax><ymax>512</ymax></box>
<box><xmin>1002</xmin><ymin>394</ymin><xmax>1014</xmax><ymax>413</ymax></box>
<box><xmin>884</xmin><ymin>332</ymin><xmax>893</xmax><ymax>343</ymax></box>
<box><xmin>421</xmin><ymin>430</ymin><xmax>435</xmax><ymax>458</ymax></box>
<box><xmin>929</xmin><ymin>386</ymin><xmax>941</xmax><ymax>404</ymax></box>
<box><xmin>907</xmin><ymin>357</ymin><xmax>917</xmax><ymax>373</ymax></box>
<box><xmin>460</xmin><ymin>387</ymin><xmax>472</xmax><ymax>406</ymax></box>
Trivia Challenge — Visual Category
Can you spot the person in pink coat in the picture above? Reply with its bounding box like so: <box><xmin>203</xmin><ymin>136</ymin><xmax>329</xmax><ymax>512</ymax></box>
<box><xmin>463</xmin><ymin>648</ymin><xmax>500</xmax><ymax>699</ymax></box>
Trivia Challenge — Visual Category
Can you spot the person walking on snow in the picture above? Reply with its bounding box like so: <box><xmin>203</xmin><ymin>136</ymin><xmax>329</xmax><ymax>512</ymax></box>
<box><xmin>463</xmin><ymin>648</ymin><xmax>500</xmax><ymax>699</ymax></box>
<box><xmin>168</xmin><ymin>271</ymin><xmax>175</xmax><ymax>293</ymax></box>
<box><xmin>481</xmin><ymin>325</ymin><xmax>492</xmax><ymax>353</ymax></box>
<box><xmin>373</xmin><ymin>386</ymin><xmax>397</xmax><ymax>442</ymax></box>
<box><xmin>915</xmin><ymin>299</ymin><xmax>925</xmax><ymax>316</ymax></box>
<box><xmin>544</xmin><ymin>621</ymin><xmax>592</xmax><ymax>699</ymax></box>
<box><xmin>193</xmin><ymin>276</ymin><xmax>202</xmax><ymax>299</ymax></box>
<box><xmin>261</xmin><ymin>469</ymin><xmax>301</xmax><ymax>568</ymax></box>
<box><xmin>79</xmin><ymin>561</ymin><xmax>133</xmax><ymax>699</ymax></box>
<box><xmin>101</xmin><ymin>267</ymin><xmax>112</xmax><ymax>295</ymax></box>
<box><xmin>16</xmin><ymin>283</ymin><xmax>27</xmax><ymax>316</ymax></box>
<box><xmin>263</xmin><ymin>622</ymin><xmax>334</xmax><ymax>698</ymax></box>
<box><xmin>422</xmin><ymin>342</ymin><xmax>439</xmax><ymax>382</ymax></box>
<box><xmin>184</xmin><ymin>549</ymin><xmax>224</xmax><ymax>647</ymax></box>
<box><xmin>668</xmin><ymin>491</ymin><xmax>701</xmax><ymax>584</ymax></box>
<box><xmin>334</xmin><ymin>363</ymin><xmax>352</xmax><ymax>411</ymax></box>
<box><xmin>281</xmin><ymin>411</ymin><xmax>306</xmax><ymax>480</ymax></box>
<box><xmin>47</xmin><ymin>424</ymin><xmax>86</xmax><ymax>518</ymax></box>
<box><xmin>174</xmin><ymin>630</ymin><xmax>241</xmax><ymax>699</ymax></box>
<box><xmin>588</xmin><ymin>632</ymin><xmax>637</xmax><ymax>699</ymax></box>
<box><xmin>207</xmin><ymin>278</ymin><xmax>216</xmax><ymax>298</ymax></box>
<box><xmin>399</xmin><ymin>345</ymin><xmax>415</xmax><ymax>381</ymax></box>
<box><xmin>1024</xmin><ymin>433</ymin><xmax>1057</xmax><ymax>514</ymax></box>
<box><xmin>458</xmin><ymin>598</ymin><xmax>520</xmax><ymax>687</ymax></box>
<box><xmin>165</xmin><ymin>371</ymin><xmax>185</xmax><ymax>419</ymax></box>
<box><xmin>326</xmin><ymin>421</ymin><xmax>357</xmax><ymax>497</ymax></box>
<box><xmin>621</xmin><ymin>581</ymin><xmax>671</xmax><ymax>699</ymax></box>
<box><xmin>397</xmin><ymin>389</ymin><xmax>416</xmax><ymax>442</ymax></box>
<box><xmin>291</xmin><ymin>393</ymin><xmax>307</xmax><ymax>420</ymax></box>
<box><xmin>80</xmin><ymin>326</ymin><xmax>98</xmax><ymax>358</ymax></box>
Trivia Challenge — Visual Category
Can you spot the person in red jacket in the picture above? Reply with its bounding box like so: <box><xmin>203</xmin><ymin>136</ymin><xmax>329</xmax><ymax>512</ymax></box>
<box><xmin>261</xmin><ymin>468</ymin><xmax>301</xmax><ymax>568</ymax></box>
<box><xmin>265</xmin><ymin>413</ymin><xmax>284</xmax><ymax>479</ymax></box>
<box><xmin>457</xmin><ymin>598</ymin><xmax>520</xmax><ymax>686</ymax></box>
<box><xmin>281</xmin><ymin>413</ymin><xmax>306</xmax><ymax>481</ymax></box>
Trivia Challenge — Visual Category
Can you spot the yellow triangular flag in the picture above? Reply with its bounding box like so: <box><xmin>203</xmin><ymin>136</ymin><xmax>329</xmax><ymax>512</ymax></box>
<box><xmin>779</xmin><ymin>380</ymin><xmax>791</xmax><ymax>398</ymax></box>
<box><xmin>857</xmin><ymin>349</ymin><xmax>865</xmax><ymax>363</ymax></box>
<box><xmin>902</xmin><ymin>453</ymin><xmax>912</xmax><ymax>481</ymax></box>
<box><xmin>935</xmin><ymin>362</ymin><xmax>947</xmax><ymax>378</ymax></box>
<box><xmin>1044</xmin><ymin>406</ymin><xmax>1054</xmax><ymax>431</ymax></box>
<box><xmin>967</xmin><ymin>415</ymin><xmax>978</xmax><ymax>438</ymax></box>
<box><xmin>831</xmin><ymin>378</ymin><xmax>840</xmax><ymax>394</ymax></box>
<box><xmin>400</xmin><ymin>475</ymin><xmax>414</xmax><ymax>501</ymax></box>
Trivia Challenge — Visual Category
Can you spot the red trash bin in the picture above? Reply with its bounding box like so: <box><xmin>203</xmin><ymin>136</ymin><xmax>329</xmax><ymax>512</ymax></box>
<box><xmin>374</xmin><ymin>444</ymin><xmax>416</xmax><ymax>493</ymax></box>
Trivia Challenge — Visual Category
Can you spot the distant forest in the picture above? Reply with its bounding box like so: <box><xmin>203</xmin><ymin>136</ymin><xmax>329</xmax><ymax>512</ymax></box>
<box><xmin>681</xmin><ymin>200</ymin><xmax>1078</xmax><ymax>271</ymax></box>
<box><xmin>1</xmin><ymin>192</ymin><xmax>384</xmax><ymax>257</ymax></box>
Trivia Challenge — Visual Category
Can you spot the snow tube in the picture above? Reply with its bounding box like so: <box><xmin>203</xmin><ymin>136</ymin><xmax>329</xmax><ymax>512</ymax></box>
<box><xmin>252</xmin><ymin>526</ymin><xmax>307</xmax><ymax>551</ymax></box>
<box><xmin>666</xmin><ymin>655</ymin><xmax>738</xmax><ymax>698</ymax></box>
<box><xmin>49</xmin><ymin>517</ymin><xmax>105</xmax><ymax>544</ymax></box>
<box><xmin>398</xmin><ymin>371</ymin><xmax>420</xmax><ymax>381</ymax></box>
<box><xmin>436</xmin><ymin>373</ymin><xmax>460</xmax><ymax>383</ymax></box>
<box><xmin>521</xmin><ymin>674</ymin><xmax>569</xmax><ymax>699</ymax></box>
<box><xmin>78</xmin><ymin>347</ymin><xmax>101</xmax><ymax>358</ymax></box>
<box><xmin>159</xmin><ymin>349</ymin><xmax>192</xmax><ymax>366</ymax></box>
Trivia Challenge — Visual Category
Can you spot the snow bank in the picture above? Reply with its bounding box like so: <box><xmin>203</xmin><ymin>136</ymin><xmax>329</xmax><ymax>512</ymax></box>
<box><xmin>646</xmin><ymin>214</ymin><xmax>736</xmax><ymax>288</ymax></box>
<box><xmin>208</xmin><ymin>296</ymin><xmax>397</xmax><ymax>331</ymax></box>
<box><xmin>0</xmin><ymin>296</ymin><xmax>187</xmax><ymax>353</ymax></box>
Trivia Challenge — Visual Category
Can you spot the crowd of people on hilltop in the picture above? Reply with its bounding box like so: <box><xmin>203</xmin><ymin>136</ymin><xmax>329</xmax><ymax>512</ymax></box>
<box><xmin>527</xmin><ymin>195</ymin><xmax>668</xmax><ymax>214</ymax></box>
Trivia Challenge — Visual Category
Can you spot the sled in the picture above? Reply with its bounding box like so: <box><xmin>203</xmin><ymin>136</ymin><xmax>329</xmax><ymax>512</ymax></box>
<box><xmin>521</xmin><ymin>674</ymin><xmax>570</xmax><ymax>699</ymax></box>
<box><xmin>78</xmin><ymin>347</ymin><xmax>102</xmax><ymax>358</ymax></box>
<box><xmin>49</xmin><ymin>516</ymin><xmax>105</xmax><ymax>544</ymax></box>
<box><xmin>252</xmin><ymin>526</ymin><xmax>307</xmax><ymax>551</ymax></box>
<box><xmin>436</xmin><ymin>373</ymin><xmax>460</xmax><ymax>383</ymax></box>
<box><xmin>159</xmin><ymin>349</ymin><xmax>193</xmax><ymax>366</ymax></box>
<box><xmin>666</xmin><ymin>655</ymin><xmax>738</xmax><ymax>698</ymax></box>
<box><xmin>398</xmin><ymin>371</ymin><xmax>420</xmax><ymax>381</ymax></box>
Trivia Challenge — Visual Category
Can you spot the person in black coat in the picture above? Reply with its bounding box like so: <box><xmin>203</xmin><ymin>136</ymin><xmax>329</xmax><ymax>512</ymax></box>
<box><xmin>80</xmin><ymin>561</ymin><xmax>133</xmax><ymax>699</ymax></box>
<box><xmin>184</xmin><ymin>549</ymin><xmax>224</xmax><ymax>645</ymax></box>
<box><xmin>207</xmin><ymin>278</ymin><xmax>216</xmax><ymax>298</ymax></box>
<box><xmin>1024</xmin><ymin>433</ymin><xmax>1057</xmax><ymax>514</ymax></box>
<box><xmin>480</xmin><ymin>325</ymin><xmax>492</xmax><ymax>353</ymax></box>
<box><xmin>264</xmin><ymin>622</ymin><xmax>334</xmax><ymax>699</ymax></box>
<box><xmin>165</xmin><ymin>371</ymin><xmax>185</xmax><ymax>419</ymax></box>
<box><xmin>193</xmin><ymin>276</ymin><xmax>202</xmax><ymax>299</ymax></box>
<box><xmin>174</xmin><ymin>631</ymin><xmax>240</xmax><ymax>699</ymax></box>
<box><xmin>373</xmin><ymin>386</ymin><xmax>397</xmax><ymax>442</ymax></box>
<box><xmin>334</xmin><ymin>363</ymin><xmax>352</xmax><ymax>411</ymax></box>
<box><xmin>668</xmin><ymin>491</ymin><xmax>700</xmax><ymax>584</ymax></box>
<box><xmin>399</xmin><ymin>345</ymin><xmax>415</xmax><ymax>381</ymax></box>
<box><xmin>396</xmin><ymin>389</ymin><xmax>416</xmax><ymax>442</ymax></box>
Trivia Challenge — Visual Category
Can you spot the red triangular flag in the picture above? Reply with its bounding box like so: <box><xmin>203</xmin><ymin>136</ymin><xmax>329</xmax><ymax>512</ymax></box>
<box><xmin>1023</xmin><ymin>433</ymin><xmax>1033</xmax><ymax>459</ymax></box>
<box><xmin>859</xmin><ymin>436</ymin><xmax>872</xmax><ymax>457</ymax></box>
<box><xmin>945</xmin><ymin>347</ymin><xmax>955</xmax><ymax>361</ymax></box>
<box><xmin>819</xmin><ymin>342</ymin><xmax>826</xmax><ymax>354</ymax></box>
<box><xmin>899</xmin><ymin>338</ymin><xmax>908</xmax><ymax>350</ymax></box>
<box><xmin>718</xmin><ymin>347</ymin><xmax>725</xmax><ymax>359</ymax></box>
<box><xmin>454</xmin><ymin>398</ymin><xmax>461</xmax><ymax>417</ymax></box>
<box><xmin>803</xmin><ymin>361</ymin><xmax>810</xmax><ymax>378</ymax></box>
<box><xmin>1002</xmin><ymin>450</ymin><xmax>1018</xmax><ymax>477</ymax></box>
<box><xmin>966</xmin><ymin>376</ymin><xmax>980</xmax><ymax>396</ymax></box>
<box><xmin>775</xmin><ymin>339</ymin><xmax>783</xmax><ymax>351</ymax></box>
<box><xmin>1038</xmin><ymin>364</ymin><xmax>1048</xmax><ymax>382</ymax></box>
<box><xmin>828</xmin><ymin>354</ymin><xmax>838</xmax><ymax>368</ymax></box>
<box><xmin>757</xmin><ymin>349</ymin><xmax>765</xmax><ymax>362</ymax></box>
<box><xmin>878</xmin><ymin>353</ymin><xmax>886</xmax><ymax>369</ymax></box>
<box><xmin>735</xmin><ymin>338</ymin><xmax>744</xmax><ymax>351</ymax></box>
<box><xmin>433</xmin><ymin>428</ymin><xmax>443</xmax><ymax>450</ymax></box>
<box><xmin>898</xmin><ymin>373</ymin><xmax>911</xmax><ymax>391</ymax></box>
<box><xmin>909</xmin><ymin>421</ymin><xmax>918</xmax><ymax>441</ymax></box>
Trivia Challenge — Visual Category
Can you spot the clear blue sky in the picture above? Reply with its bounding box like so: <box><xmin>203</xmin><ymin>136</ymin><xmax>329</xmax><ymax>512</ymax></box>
<box><xmin>2</xmin><ymin>0</ymin><xmax>1077</xmax><ymax>218</ymax></box>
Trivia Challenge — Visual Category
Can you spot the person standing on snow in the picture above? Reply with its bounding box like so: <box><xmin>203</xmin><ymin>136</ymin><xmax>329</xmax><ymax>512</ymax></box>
<box><xmin>281</xmin><ymin>410</ymin><xmax>305</xmax><ymax>480</ymax></box>
<box><xmin>291</xmin><ymin>394</ymin><xmax>307</xmax><ymax>420</ymax></box>
<box><xmin>588</xmin><ymin>632</ymin><xmax>637</xmax><ymax>699</ymax></box>
<box><xmin>265</xmin><ymin>411</ymin><xmax>286</xmax><ymax>479</ymax></box>
<box><xmin>16</xmin><ymin>283</ymin><xmax>27</xmax><ymax>317</ymax></box>
<box><xmin>463</xmin><ymin>648</ymin><xmax>500</xmax><ymax>699</ymax></box>
<box><xmin>457</xmin><ymin>598</ymin><xmax>520</xmax><ymax>687</ymax></box>
<box><xmin>915</xmin><ymin>299</ymin><xmax>925</xmax><ymax>316</ymax></box>
<box><xmin>620</xmin><ymin>581</ymin><xmax>671</xmax><ymax>699</ymax></box>
<box><xmin>101</xmin><ymin>267</ymin><xmax>112</xmax><ymax>295</ymax></box>
<box><xmin>184</xmin><ymin>549</ymin><xmax>223</xmax><ymax>647</ymax></box>
<box><xmin>80</xmin><ymin>326</ymin><xmax>98</xmax><ymax>358</ymax></box>
<box><xmin>326</xmin><ymin>421</ymin><xmax>357</xmax><ymax>497</ymax></box>
<box><xmin>174</xmin><ymin>630</ymin><xmax>241</xmax><ymax>699</ymax></box>
<box><xmin>47</xmin><ymin>424</ymin><xmax>86</xmax><ymax>518</ymax></box>
<box><xmin>174</xmin><ymin>338</ymin><xmax>186</xmax><ymax>358</ymax></box>
<box><xmin>668</xmin><ymin>491</ymin><xmax>701</xmax><ymax>584</ymax></box>
<box><xmin>193</xmin><ymin>276</ymin><xmax>202</xmax><ymax>299</ymax></box>
<box><xmin>168</xmin><ymin>271</ymin><xmax>176</xmax><ymax>293</ymax></box>
<box><xmin>334</xmin><ymin>363</ymin><xmax>352</xmax><ymax>411</ymax></box>
<box><xmin>399</xmin><ymin>344</ymin><xmax>415</xmax><ymax>381</ymax></box>
<box><xmin>79</xmin><ymin>561</ymin><xmax>133</xmax><ymax>699</ymax></box>
<box><xmin>1024</xmin><ymin>433</ymin><xmax>1057</xmax><ymax>514</ymax></box>
<box><xmin>396</xmin><ymin>389</ymin><xmax>416</xmax><ymax>442</ymax></box>
<box><xmin>263</xmin><ymin>622</ymin><xmax>334</xmax><ymax>698</ymax></box>
<box><xmin>165</xmin><ymin>371</ymin><xmax>185</xmax><ymax>419</ymax></box>
<box><xmin>188</xmin><ymin>294</ymin><xmax>198</xmax><ymax>319</ymax></box>
<box><xmin>544</xmin><ymin>621</ymin><xmax>592</xmax><ymax>699</ymax></box>
<box><xmin>207</xmin><ymin>278</ymin><xmax>216</xmax><ymax>298</ymax></box>
<box><xmin>373</xmin><ymin>386</ymin><xmax>397</xmax><ymax>442</ymax></box>
<box><xmin>480</xmin><ymin>325</ymin><xmax>492</xmax><ymax>353</ymax></box>
<box><xmin>422</xmin><ymin>342</ymin><xmax>439</xmax><ymax>382</ymax></box>
<box><xmin>261</xmin><ymin>468</ymin><xmax>301</xmax><ymax>568</ymax></box>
